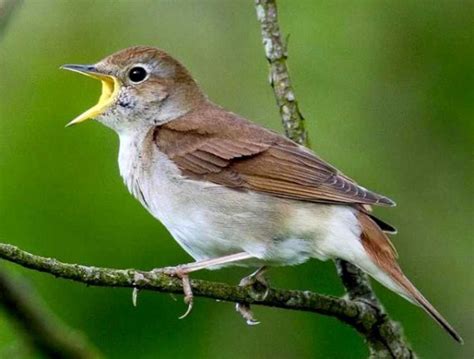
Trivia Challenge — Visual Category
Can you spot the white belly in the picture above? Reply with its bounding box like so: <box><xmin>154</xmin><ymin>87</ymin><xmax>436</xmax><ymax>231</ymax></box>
<box><xmin>118</xmin><ymin>132</ymin><xmax>362</xmax><ymax>268</ymax></box>
<box><xmin>139</xmin><ymin>170</ymin><xmax>315</xmax><ymax>266</ymax></box>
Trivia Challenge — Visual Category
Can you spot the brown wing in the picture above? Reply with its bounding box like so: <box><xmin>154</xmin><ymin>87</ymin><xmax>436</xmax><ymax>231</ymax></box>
<box><xmin>154</xmin><ymin>104</ymin><xmax>395</xmax><ymax>207</ymax></box>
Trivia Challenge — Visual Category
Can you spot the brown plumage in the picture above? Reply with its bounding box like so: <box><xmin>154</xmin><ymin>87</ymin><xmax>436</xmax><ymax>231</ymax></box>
<box><xmin>153</xmin><ymin>92</ymin><xmax>462</xmax><ymax>343</ymax></box>
<box><xmin>154</xmin><ymin>102</ymin><xmax>395</xmax><ymax>207</ymax></box>
<box><xmin>63</xmin><ymin>45</ymin><xmax>462</xmax><ymax>343</ymax></box>
<box><xmin>358</xmin><ymin>213</ymin><xmax>462</xmax><ymax>343</ymax></box>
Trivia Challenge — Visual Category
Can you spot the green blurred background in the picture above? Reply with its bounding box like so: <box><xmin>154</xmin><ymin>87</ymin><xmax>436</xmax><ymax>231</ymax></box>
<box><xmin>0</xmin><ymin>0</ymin><xmax>472</xmax><ymax>358</ymax></box>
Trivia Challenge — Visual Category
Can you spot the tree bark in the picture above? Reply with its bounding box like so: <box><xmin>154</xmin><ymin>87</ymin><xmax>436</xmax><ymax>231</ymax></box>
<box><xmin>0</xmin><ymin>1</ymin><xmax>418</xmax><ymax>358</ymax></box>
<box><xmin>254</xmin><ymin>1</ymin><xmax>416</xmax><ymax>357</ymax></box>
<box><xmin>0</xmin><ymin>242</ymin><xmax>410</xmax><ymax>358</ymax></box>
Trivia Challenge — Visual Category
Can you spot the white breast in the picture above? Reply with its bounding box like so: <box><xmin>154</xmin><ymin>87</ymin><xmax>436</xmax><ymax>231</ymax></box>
<box><xmin>117</xmin><ymin>128</ymin><xmax>364</xmax><ymax>269</ymax></box>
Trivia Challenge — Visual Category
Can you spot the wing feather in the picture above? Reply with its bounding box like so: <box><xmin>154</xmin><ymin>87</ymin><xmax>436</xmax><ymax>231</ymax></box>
<box><xmin>154</xmin><ymin>105</ymin><xmax>395</xmax><ymax>206</ymax></box>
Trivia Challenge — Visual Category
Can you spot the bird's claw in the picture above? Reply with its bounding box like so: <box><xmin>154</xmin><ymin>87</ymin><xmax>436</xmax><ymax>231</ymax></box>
<box><xmin>235</xmin><ymin>302</ymin><xmax>260</xmax><ymax>325</ymax></box>
<box><xmin>354</xmin><ymin>297</ymin><xmax>381</xmax><ymax>313</ymax></box>
<box><xmin>239</xmin><ymin>267</ymin><xmax>270</xmax><ymax>301</ymax></box>
<box><xmin>178</xmin><ymin>273</ymin><xmax>194</xmax><ymax>319</ymax></box>
<box><xmin>132</xmin><ymin>287</ymin><xmax>139</xmax><ymax>307</ymax></box>
<box><xmin>157</xmin><ymin>266</ymin><xmax>194</xmax><ymax>319</ymax></box>
<box><xmin>179</xmin><ymin>298</ymin><xmax>193</xmax><ymax>320</ymax></box>
<box><xmin>236</xmin><ymin>267</ymin><xmax>269</xmax><ymax>325</ymax></box>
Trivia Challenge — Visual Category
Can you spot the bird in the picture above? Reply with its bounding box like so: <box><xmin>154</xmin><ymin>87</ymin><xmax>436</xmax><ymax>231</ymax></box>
<box><xmin>62</xmin><ymin>45</ymin><xmax>462</xmax><ymax>343</ymax></box>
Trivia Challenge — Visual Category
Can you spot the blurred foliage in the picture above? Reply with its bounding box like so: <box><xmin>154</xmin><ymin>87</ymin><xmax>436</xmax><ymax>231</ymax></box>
<box><xmin>0</xmin><ymin>0</ymin><xmax>472</xmax><ymax>358</ymax></box>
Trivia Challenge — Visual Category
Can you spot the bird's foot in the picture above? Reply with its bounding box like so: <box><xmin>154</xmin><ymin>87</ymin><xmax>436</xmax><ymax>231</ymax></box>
<box><xmin>235</xmin><ymin>302</ymin><xmax>260</xmax><ymax>325</ymax></box>
<box><xmin>239</xmin><ymin>266</ymin><xmax>270</xmax><ymax>301</ymax></box>
<box><xmin>236</xmin><ymin>266</ymin><xmax>270</xmax><ymax>325</ymax></box>
<box><xmin>157</xmin><ymin>266</ymin><xmax>194</xmax><ymax>319</ymax></box>
<box><xmin>353</xmin><ymin>297</ymin><xmax>381</xmax><ymax>314</ymax></box>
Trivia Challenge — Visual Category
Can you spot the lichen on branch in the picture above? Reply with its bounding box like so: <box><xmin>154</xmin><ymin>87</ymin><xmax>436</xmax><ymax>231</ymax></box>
<box><xmin>0</xmin><ymin>1</ymin><xmax>418</xmax><ymax>358</ymax></box>
<box><xmin>0</xmin><ymin>243</ymin><xmax>373</xmax><ymax>330</ymax></box>
<box><xmin>254</xmin><ymin>1</ymin><xmax>415</xmax><ymax>357</ymax></box>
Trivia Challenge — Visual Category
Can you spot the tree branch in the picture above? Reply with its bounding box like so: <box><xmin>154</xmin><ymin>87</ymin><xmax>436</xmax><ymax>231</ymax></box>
<box><xmin>254</xmin><ymin>1</ymin><xmax>415</xmax><ymax>358</ymax></box>
<box><xmin>0</xmin><ymin>267</ymin><xmax>101</xmax><ymax>359</ymax></box>
<box><xmin>255</xmin><ymin>0</ymin><xmax>308</xmax><ymax>146</ymax></box>
<box><xmin>0</xmin><ymin>242</ymin><xmax>404</xmax><ymax>349</ymax></box>
<box><xmin>0</xmin><ymin>1</ymin><xmax>416</xmax><ymax>358</ymax></box>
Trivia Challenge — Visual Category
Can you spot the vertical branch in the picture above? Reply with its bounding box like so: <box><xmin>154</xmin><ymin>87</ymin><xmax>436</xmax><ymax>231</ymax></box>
<box><xmin>255</xmin><ymin>0</ymin><xmax>308</xmax><ymax>146</ymax></box>
<box><xmin>0</xmin><ymin>269</ymin><xmax>101</xmax><ymax>358</ymax></box>
<box><xmin>335</xmin><ymin>258</ymin><xmax>378</xmax><ymax>303</ymax></box>
<box><xmin>254</xmin><ymin>1</ymin><xmax>415</xmax><ymax>357</ymax></box>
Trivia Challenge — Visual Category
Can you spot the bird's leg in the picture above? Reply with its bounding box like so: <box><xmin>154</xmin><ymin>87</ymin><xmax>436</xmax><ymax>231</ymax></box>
<box><xmin>236</xmin><ymin>266</ymin><xmax>269</xmax><ymax>325</ymax></box>
<box><xmin>239</xmin><ymin>266</ymin><xmax>270</xmax><ymax>296</ymax></box>
<box><xmin>156</xmin><ymin>252</ymin><xmax>254</xmax><ymax>319</ymax></box>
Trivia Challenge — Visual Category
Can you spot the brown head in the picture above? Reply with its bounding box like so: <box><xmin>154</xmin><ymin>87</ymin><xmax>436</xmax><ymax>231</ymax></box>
<box><xmin>62</xmin><ymin>46</ymin><xmax>206</xmax><ymax>132</ymax></box>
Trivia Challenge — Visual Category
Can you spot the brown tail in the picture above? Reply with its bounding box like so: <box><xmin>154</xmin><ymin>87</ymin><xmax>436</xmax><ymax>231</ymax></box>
<box><xmin>357</xmin><ymin>213</ymin><xmax>463</xmax><ymax>343</ymax></box>
<box><xmin>392</xmin><ymin>269</ymin><xmax>463</xmax><ymax>343</ymax></box>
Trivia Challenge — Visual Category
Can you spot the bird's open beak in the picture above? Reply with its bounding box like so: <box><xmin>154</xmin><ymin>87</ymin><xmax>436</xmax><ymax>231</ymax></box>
<box><xmin>61</xmin><ymin>64</ymin><xmax>120</xmax><ymax>127</ymax></box>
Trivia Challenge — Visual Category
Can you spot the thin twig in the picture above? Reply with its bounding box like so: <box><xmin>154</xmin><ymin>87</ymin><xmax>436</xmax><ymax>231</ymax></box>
<box><xmin>255</xmin><ymin>0</ymin><xmax>308</xmax><ymax>146</ymax></box>
<box><xmin>254</xmin><ymin>1</ymin><xmax>415</xmax><ymax>358</ymax></box>
<box><xmin>0</xmin><ymin>2</ymin><xmax>416</xmax><ymax>358</ymax></box>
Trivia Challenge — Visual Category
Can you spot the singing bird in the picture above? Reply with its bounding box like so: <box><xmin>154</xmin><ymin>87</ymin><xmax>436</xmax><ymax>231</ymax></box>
<box><xmin>62</xmin><ymin>46</ymin><xmax>461</xmax><ymax>342</ymax></box>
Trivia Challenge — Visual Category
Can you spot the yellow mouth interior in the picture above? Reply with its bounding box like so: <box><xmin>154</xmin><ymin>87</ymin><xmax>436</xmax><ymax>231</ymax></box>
<box><xmin>66</xmin><ymin>74</ymin><xmax>120</xmax><ymax>127</ymax></box>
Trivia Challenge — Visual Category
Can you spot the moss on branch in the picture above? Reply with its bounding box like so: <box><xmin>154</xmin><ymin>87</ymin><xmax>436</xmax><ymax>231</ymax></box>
<box><xmin>0</xmin><ymin>241</ymin><xmax>413</xmax><ymax>357</ymax></box>
<box><xmin>254</xmin><ymin>1</ymin><xmax>415</xmax><ymax>357</ymax></box>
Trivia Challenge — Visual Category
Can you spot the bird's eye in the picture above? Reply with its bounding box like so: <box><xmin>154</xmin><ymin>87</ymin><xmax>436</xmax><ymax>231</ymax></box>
<box><xmin>128</xmin><ymin>66</ymin><xmax>148</xmax><ymax>83</ymax></box>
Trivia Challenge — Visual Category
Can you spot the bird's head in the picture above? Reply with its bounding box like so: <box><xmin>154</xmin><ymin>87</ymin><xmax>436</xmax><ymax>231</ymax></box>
<box><xmin>62</xmin><ymin>46</ymin><xmax>205</xmax><ymax>132</ymax></box>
